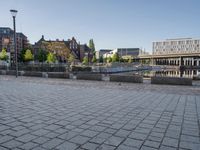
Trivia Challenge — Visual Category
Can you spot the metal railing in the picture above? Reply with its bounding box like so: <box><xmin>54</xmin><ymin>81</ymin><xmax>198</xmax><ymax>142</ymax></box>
<box><xmin>0</xmin><ymin>63</ymin><xmax>70</xmax><ymax>72</ymax></box>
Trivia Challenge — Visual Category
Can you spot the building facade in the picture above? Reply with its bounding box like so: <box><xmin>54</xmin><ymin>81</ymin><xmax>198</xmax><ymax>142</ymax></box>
<box><xmin>0</xmin><ymin>27</ymin><xmax>28</xmax><ymax>63</ymax></box>
<box><xmin>103</xmin><ymin>48</ymin><xmax>141</xmax><ymax>58</ymax></box>
<box><xmin>33</xmin><ymin>36</ymin><xmax>92</xmax><ymax>62</ymax></box>
<box><xmin>96</xmin><ymin>49</ymin><xmax>112</xmax><ymax>60</ymax></box>
<box><xmin>153</xmin><ymin>38</ymin><xmax>200</xmax><ymax>55</ymax></box>
<box><xmin>139</xmin><ymin>38</ymin><xmax>200</xmax><ymax>67</ymax></box>
<box><xmin>80</xmin><ymin>44</ymin><xmax>93</xmax><ymax>62</ymax></box>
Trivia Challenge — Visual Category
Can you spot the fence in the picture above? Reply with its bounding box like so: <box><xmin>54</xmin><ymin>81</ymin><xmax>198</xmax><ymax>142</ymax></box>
<box><xmin>0</xmin><ymin>63</ymin><xmax>70</xmax><ymax>72</ymax></box>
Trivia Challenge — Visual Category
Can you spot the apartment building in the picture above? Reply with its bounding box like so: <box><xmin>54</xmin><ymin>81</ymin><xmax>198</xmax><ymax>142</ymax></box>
<box><xmin>153</xmin><ymin>38</ymin><xmax>200</xmax><ymax>55</ymax></box>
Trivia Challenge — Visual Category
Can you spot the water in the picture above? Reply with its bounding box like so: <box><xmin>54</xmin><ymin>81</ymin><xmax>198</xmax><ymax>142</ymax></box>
<box><xmin>92</xmin><ymin>64</ymin><xmax>200</xmax><ymax>79</ymax></box>
<box><xmin>142</xmin><ymin>69</ymin><xmax>200</xmax><ymax>79</ymax></box>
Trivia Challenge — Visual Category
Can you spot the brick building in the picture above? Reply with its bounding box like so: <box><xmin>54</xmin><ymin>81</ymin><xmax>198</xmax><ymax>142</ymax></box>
<box><xmin>0</xmin><ymin>27</ymin><xmax>28</xmax><ymax>62</ymax></box>
<box><xmin>33</xmin><ymin>36</ymin><xmax>92</xmax><ymax>62</ymax></box>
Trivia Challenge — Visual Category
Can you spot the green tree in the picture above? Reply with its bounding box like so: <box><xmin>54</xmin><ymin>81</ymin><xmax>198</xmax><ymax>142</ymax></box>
<box><xmin>92</xmin><ymin>55</ymin><xmax>97</xmax><ymax>63</ymax></box>
<box><xmin>103</xmin><ymin>57</ymin><xmax>107</xmax><ymax>63</ymax></box>
<box><xmin>24</xmin><ymin>49</ymin><xmax>33</xmax><ymax>62</ymax></box>
<box><xmin>112</xmin><ymin>53</ymin><xmax>119</xmax><ymax>62</ymax></box>
<box><xmin>37</xmin><ymin>49</ymin><xmax>47</xmax><ymax>62</ymax></box>
<box><xmin>19</xmin><ymin>49</ymin><xmax>26</xmax><ymax>62</ymax></box>
<box><xmin>89</xmin><ymin>39</ymin><xmax>95</xmax><ymax>53</ymax></box>
<box><xmin>99</xmin><ymin>56</ymin><xmax>103</xmax><ymax>63</ymax></box>
<box><xmin>119</xmin><ymin>57</ymin><xmax>124</xmax><ymax>63</ymax></box>
<box><xmin>107</xmin><ymin>57</ymin><xmax>112</xmax><ymax>63</ymax></box>
<box><xmin>68</xmin><ymin>53</ymin><xmax>75</xmax><ymax>63</ymax></box>
<box><xmin>0</xmin><ymin>48</ymin><xmax>8</xmax><ymax>61</ymax></box>
<box><xmin>82</xmin><ymin>56</ymin><xmax>88</xmax><ymax>65</ymax></box>
<box><xmin>47</xmin><ymin>52</ymin><xmax>56</xmax><ymax>63</ymax></box>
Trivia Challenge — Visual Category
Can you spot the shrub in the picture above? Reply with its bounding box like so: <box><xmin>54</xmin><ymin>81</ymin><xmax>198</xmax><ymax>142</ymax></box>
<box><xmin>0</xmin><ymin>48</ymin><xmax>8</xmax><ymax>61</ymax></box>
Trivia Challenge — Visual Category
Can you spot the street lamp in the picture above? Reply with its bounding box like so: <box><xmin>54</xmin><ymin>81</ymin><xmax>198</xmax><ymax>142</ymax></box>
<box><xmin>10</xmin><ymin>9</ymin><xmax>18</xmax><ymax>78</ymax></box>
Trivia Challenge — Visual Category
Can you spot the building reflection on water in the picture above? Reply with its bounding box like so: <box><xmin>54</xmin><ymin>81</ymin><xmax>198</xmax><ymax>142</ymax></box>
<box><xmin>143</xmin><ymin>69</ymin><xmax>200</xmax><ymax>79</ymax></box>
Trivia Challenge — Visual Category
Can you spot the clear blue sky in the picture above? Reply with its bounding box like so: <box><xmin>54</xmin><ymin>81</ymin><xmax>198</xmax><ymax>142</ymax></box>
<box><xmin>1</xmin><ymin>0</ymin><xmax>200</xmax><ymax>53</ymax></box>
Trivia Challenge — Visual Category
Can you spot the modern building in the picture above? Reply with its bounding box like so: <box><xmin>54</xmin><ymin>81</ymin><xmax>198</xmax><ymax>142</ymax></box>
<box><xmin>95</xmin><ymin>49</ymin><xmax>112</xmax><ymax>60</ymax></box>
<box><xmin>33</xmin><ymin>36</ymin><xmax>92</xmax><ymax>62</ymax></box>
<box><xmin>139</xmin><ymin>38</ymin><xmax>200</xmax><ymax>67</ymax></box>
<box><xmin>153</xmin><ymin>38</ymin><xmax>200</xmax><ymax>55</ymax></box>
<box><xmin>103</xmin><ymin>48</ymin><xmax>141</xmax><ymax>59</ymax></box>
<box><xmin>0</xmin><ymin>27</ymin><xmax>28</xmax><ymax>63</ymax></box>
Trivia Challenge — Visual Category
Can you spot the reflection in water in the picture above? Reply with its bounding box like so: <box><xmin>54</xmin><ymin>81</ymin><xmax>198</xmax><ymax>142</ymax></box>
<box><xmin>142</xmin><ymin>69</ymin><xmax>200</xmax><ymax>78</ymax></box>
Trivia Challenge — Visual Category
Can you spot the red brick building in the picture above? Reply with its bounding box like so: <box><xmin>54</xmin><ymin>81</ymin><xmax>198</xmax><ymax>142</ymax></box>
<box><xmin>33</xmin><ymin>36</ymin><xmax>93</xmax><ymax>62</ymax></box>
<box><xmin>0</xmin><ymin>27</ymin><xmax>29</xmax><ymax>62</ymax></box>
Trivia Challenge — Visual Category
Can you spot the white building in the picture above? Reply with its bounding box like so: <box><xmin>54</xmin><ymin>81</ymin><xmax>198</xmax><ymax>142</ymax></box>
<box><xmin>95</xmin><ymin>49</ymin><xmax>112</xmax><ymax>59</ymax></box>
<box><xmin>153</xmin><ymin>38</ymin><xmax>200</xmax><ymax>55</ymax></box>
<box><xmin>103</xmin><ymin>48</ymin><xmax>141</xmax><ymax>58</ymax></box>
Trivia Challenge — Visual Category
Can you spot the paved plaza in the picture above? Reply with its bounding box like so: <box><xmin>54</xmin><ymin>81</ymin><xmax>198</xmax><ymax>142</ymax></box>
<box><xmin>0</xmin><ymin>76</ymin><xmax>200</xmax><ymax>150</ymax></box>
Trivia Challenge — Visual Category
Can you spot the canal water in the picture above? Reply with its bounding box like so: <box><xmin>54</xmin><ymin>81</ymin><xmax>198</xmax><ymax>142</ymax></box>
<box><xmin>141</xmin><ymin>69</ymin><xmax>200</xmax><ymax>79</ymax></box>
<box><xmin>92</xmin><ymin>64</ymin><xmax>200</xmax><ymax>79</ymax></box>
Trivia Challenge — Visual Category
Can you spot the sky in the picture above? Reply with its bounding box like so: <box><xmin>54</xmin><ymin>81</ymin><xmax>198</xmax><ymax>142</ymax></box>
<box><xmin>1</xmin><ymin>0</ymin><xmax>200</xmax><ymax>53</ymax></box>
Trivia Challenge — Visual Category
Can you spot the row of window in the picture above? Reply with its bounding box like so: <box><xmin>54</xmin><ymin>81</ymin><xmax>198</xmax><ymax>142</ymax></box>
<box><xmin>69</xmin><ymin>42</ymin><xmax>78</xmax><ymax>49</ymax></box>
<box><xmin>154</xmin><ymin>40</ymin><xmax>200</xmax><ymax>46</ymax></box>
<box><xmin>159</xmin><ymin>47</ymin><xmax>200</xmax><ymax>50</ymax></box>
<box><xmin>154</xmin><ymin>44</ymin><xmax>199</xmax><ymax>49</ymax></box>
<box><xmin>153</xmin><ymin>50</ymin><xmax>200</xmax><ymax>55</ymax></box>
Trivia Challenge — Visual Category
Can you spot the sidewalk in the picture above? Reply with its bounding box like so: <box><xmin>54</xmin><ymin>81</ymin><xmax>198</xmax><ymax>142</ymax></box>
<box><xmin>0</xmin><ymin>76</ymin><xmax>199</xmax><ymax>149</ymax></box>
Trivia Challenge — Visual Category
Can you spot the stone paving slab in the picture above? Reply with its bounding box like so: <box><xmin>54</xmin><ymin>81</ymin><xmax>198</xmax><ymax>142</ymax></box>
<box><xmin>0</xmin><ymin>76</ymin><xmax>200</xmax><ymax>150</ymax></box>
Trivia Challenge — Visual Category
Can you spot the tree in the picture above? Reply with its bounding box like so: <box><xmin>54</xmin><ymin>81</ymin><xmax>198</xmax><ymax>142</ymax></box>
<box><xmin>103</xmin><ymin>57</ymin><xmax>107</xmax><ymax>63</ymax></box>
<box><xmin>112</xmin><ymin>53</ymin><xmax>119</xmax><ymax>62</ymax></box>
<box><xmin>89</xmin><ymin>39</ymin><xmax>95</xmax><ymax>53</ymax></box>
<box><xmin>68</xmin><ymin>53</ymin><xmax>75</xmax><ymax>63</ymax></box>
<box><xmin>107</xmin><ymin>57</ymin><xmax>112</xmax><ymax>63</ymax></box>
<box><xmin>47</xmin><ymin>52</ymin><xmax>56</xmax><ymax>63</ymax></box>
<box><xmin>99</xmin><ymin>56</ymin><xmax>103</xmax><ymax>63</ymax></box>
<box><xmin>82</xmin><ymin>56</ymin><xmax>88</xmax><ymax>65</ymax></box>
<box><xmin>19</xmin><ymin>49</ymin><xmax>26</xmax><ymax>62</ymax></box>
<box><xmin>0</xmin><ymin>48</ymin><xmax>8</xmax><ymax>61</ymax></box>
<box><xmin>37</xmin><ymin>49</ymin><xmax>47</xmax><ymax>62</ymax></box>
<box><xmin>24</xmin><ymin>49</ymin><xmax>33</xmax><ymax>62</ymax></box>
<box><xmin>119</xmin><ymin>57</ymin><xmax>124</xmax><ymax>63</ymax></box>
<box><xmin>92</xmin><ymin>55</ymin><xmax>97</xmax><ymax>63</ymax></box>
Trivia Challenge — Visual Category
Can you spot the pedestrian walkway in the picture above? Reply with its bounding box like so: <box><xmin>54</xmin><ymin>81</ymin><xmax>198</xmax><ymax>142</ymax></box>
<box><xmin>0</xmin><ymin>76</ymin><xmax>199</xmax><ymax>149</ymax></box>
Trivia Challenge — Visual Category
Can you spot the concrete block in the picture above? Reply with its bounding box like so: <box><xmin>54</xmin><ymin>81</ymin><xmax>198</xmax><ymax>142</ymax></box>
<box><xmin>151</xmin><ymin>76</ymin><xmax>192</xmax><ymax>86</ymax></box>
<box><xmin>23</xmin><ymin>71</ymin><xmax>43</xmax><ymax>77</ymax></box>
<box><xmin>6</xmin><ymin>70</ymin><xmax>16</xmax><ymax>75</ymax></box>
<box><xmin>110</xmin><ymin>74</ymin><xmax>143</xmax><ymax>83</ymax></box>
<box><xmin>76</xmin><ymin>73</ymin><xmax>102</xmax><ymax>81</ymax></box>
<box><xmin>0</xmin><ymin>70</ymin><xmax>6</xmax><ymax>75</ymax></box>
<box><xmin>47</xmin><ymin>72</ymin><xmax>69</xmax><ymax>78</ymax></box>
<box><xmin>42</xmin><ymin>72</ymin><xmax>48</xmax><ymax>78</ymax></box>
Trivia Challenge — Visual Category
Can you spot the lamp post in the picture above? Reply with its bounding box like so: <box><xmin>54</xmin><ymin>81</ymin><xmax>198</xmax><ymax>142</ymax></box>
<box><xmin>10</xmin><ymin>9</ymin><xmax>18</xmax><ymax>78</ymax></box>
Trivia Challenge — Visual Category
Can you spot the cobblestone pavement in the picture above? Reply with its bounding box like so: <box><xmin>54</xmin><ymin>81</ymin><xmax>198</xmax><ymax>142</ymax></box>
<box><xmin>0</xmin><ymin>76</ymin><xmax>200</xmax><ymax>150</ymax></box>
